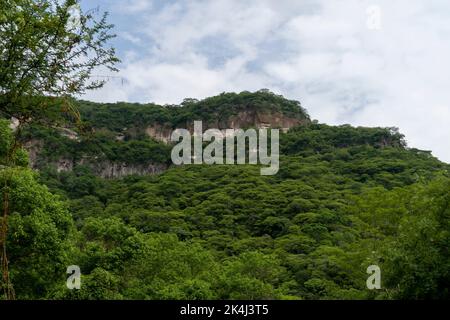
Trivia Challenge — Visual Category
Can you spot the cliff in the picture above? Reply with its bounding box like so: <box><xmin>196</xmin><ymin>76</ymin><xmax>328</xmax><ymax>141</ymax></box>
<box><xmin>22</xmin><ymin>90</ymin><xmax>311</xmax><ymax>178</ymax></box>
<box><xmin>144</xmin><ymin>109</ymin><xmax>309</xmax><ymax>143</ymax></box>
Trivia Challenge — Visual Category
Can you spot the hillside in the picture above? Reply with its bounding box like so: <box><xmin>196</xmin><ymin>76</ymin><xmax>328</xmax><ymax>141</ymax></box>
<box><xmin>1</xmin><ymin>90</ymin><xmax>449</xmax><ymax>300</ymax></box>
<box><xmin>18</xmin><ymin>90</ymin><xmax>442</xmax><ymax>181</ymax></box>
<box><xmin>20</xmin><ymin>90</ymin><xmax>310</xmax><ymax>177</ymax></box>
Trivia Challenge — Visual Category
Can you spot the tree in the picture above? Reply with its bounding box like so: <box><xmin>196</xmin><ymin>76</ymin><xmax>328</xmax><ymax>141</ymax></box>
<box><xmin>0</xmin><ymin>0</ymin><xmax>119</xmax><ymax>299</ymax></box>
<box><xmin>382</xmin><ymin>178</ymin><xmax>450</xmax><ymax>299</ymax></box>
<box><xmin>1</xmin><ymin>166</ymin><xmax>75</xmax><ymax>299</ymax></box>
<box><xmin>0</xmin><ymin>119</ymin><xmax>29</xmax><ymax>298</ymax></box>
<box><xmin>1</xmin><ymin>120</ymin><xmax>75</xmax><ymax>299</ymax></box>
<box><xmin>0</xmin><ymin>0</ymin><xmax>119</xmax><ymax>125</ymax></box>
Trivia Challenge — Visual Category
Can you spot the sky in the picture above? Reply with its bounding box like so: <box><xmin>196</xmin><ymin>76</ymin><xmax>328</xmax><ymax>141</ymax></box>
<box><xmin>80</xmin><ymin>0</ymin><xmax>450</xmax><ymax>163</ymax></box>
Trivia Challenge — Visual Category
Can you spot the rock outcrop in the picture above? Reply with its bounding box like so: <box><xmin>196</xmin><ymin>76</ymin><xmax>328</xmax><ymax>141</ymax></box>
<box><xmin>87</xmin><ymin>161</ymin><xmax>167</xmax><ymax>179</ymax></box>
<box><xmin>24</xmin><ymin>139</ymin><xmax>167</xmax><ymax>179</ymax></box>
<box><xmin>22</xmin><ymin>91</ymin><xmax>311</xmax><ymax>178</ymax></box>
<box><xmin>145</xmin><ymin>110</ymin><xmax>308</xmax><ymax>143</ymax></box>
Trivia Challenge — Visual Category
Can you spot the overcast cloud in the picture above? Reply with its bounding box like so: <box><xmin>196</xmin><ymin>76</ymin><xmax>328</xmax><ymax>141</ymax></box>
<box><xmin>80</xmin><ymin>0</ymin><xmax>450</xmax><ymax>163</ymax></box>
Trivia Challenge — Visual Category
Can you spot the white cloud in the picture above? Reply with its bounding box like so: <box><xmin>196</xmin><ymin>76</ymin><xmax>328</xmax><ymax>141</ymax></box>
<box><xmin>119</xmin><ymin>31</ymin><xmax>142</xmax><ymax>45</ymax></box>
<box><xmin>113</xmin><ymin>0</ymin><xmax>152</xmax><ymax>14</ymax></box>
<box><xmin>83</xmin><ymin>0</ymin><xmax>450</xmax><ymax>163</ymax></box>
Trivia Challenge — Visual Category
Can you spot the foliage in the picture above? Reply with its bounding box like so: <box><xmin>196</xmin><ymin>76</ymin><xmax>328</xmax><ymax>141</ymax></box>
<box><xmin>1</xmin><ymin>90</ymin><xmax>450</xmax><ymax>300</ymax></box>
<box><xmin>0</xmin><ymin>166</ymin><xmax>75</xmax><ymax>299</ymax></box>
<box><xmin>0</xmin><ymin>0</ymin><xmax>119</xmax><ymax>125</ymax></box>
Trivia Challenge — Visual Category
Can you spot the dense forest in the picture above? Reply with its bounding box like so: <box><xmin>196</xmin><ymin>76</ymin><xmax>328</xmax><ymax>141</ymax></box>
<box><xmin>1</xmin><ymin>0</ymin><xmax>449</xmax><ymax>301</ymax></box>
<box><xmin>1</xmin><ymin>91</ymin><xmax>449</xmax><ymax>300</ymax></box>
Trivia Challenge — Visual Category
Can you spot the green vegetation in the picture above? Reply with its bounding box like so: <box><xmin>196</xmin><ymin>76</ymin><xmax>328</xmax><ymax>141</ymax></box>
<box><xmin>2</xmin><ymin>102</ymin><xmax>448</xmax><ymax>299</ymax></box>
<box><xmin>0</xmin><ymin>0</ymin><xmax>119</xmax><ymax>299</ymax></box>
<box><xmin>0</xmin><ymin>0</ymin><xmax>119</xmax><ymax>125</ymax></box>
<box><xmin>75</xmin><ymin>89</ymin><xmax>309</xmax><ymax>132</ymax></box>
<box><xmin>21</xmin><ymin>90</ymin><xmax>309</xmax><ymax>168</ymax></box>
<box><xmin>0</xmin><ymin>1</ymin><xmax>448</xmax><ymax>301</ymax></box>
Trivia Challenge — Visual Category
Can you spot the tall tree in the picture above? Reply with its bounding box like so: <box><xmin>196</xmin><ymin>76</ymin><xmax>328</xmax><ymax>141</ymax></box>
<box><xmin>0</xmin><ymin>0</ymin><xmax>119</xmax><ymax>299</ymax></box>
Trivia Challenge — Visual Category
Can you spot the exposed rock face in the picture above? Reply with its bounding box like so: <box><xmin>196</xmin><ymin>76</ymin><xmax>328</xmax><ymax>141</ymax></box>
<box><xmin>24</xmin><ymin>139</ymin><xmax>43</xmax><ymax>167</ymax></box>
<box><xmin>56</xmin><ymin>158</ymin><xmax>74</xmax><ymax>172</ymax></box>
<box><xmin>87</xmin><ymin>161</ymin><xmax>167</xmax><ymax>179</ymax></box>
<box><xmin>226</xmin><ymin>111</ymin><xmax>307</xmax><ymax>132</ymax></box>
<box><xmin>34</xmin><ymin>156</ymin><xmax>167</xmax><ymax>179</ymax></box>
<box><xmin>23</xmin><ymin>104</ymin><xmax>308</xmax><ymax>179</ymax></box>
<box><xmin>145</xmin><ymin>110</ymin><xmax>308</xmax><ymax>142</ymax></box>
<box><xmin>145</xmin><ymin>124</ymin><xmax>173</xmax><ymax>143</ymax></box>
<box><xmin>58</xmin><ymin>128</ymin><xmax>79</xmax><ymax>141</ymax></box>
<box><xmin>9</xmin><ymin>117</ymin><xmax>20</xmax><ymax>131</ymax></box>
<box><xmin>24</xmin><ymin>140</ymin><xmax>167</xmax><ymax>179</ymax></box>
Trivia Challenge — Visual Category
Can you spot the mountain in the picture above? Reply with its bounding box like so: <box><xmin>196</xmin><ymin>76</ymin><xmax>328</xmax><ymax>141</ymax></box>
<box><xmin>2</xmin><ymin>90</ymin><xmax>449</xmax><ymax>300</ymax></box>
<box><xmin>20</xmin><ymin>90</ymin><xmax>311</xmax><ymax>178</ymax></box>
<box><xmin>19</xmin><ymin>90</ymin><xmax>438</xmax><ymax>180</ymax></box>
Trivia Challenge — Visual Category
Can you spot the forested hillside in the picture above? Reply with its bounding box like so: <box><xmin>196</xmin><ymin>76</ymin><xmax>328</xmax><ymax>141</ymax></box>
<box><xmin>20</xmin><ymin>90</ymin><xmax>309</xmax><ymax>177</ymax></box>
<box><xmin>1</xmin><ymin>91</ymin><xmax>449</xmax><ymax>300</ymax></box>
